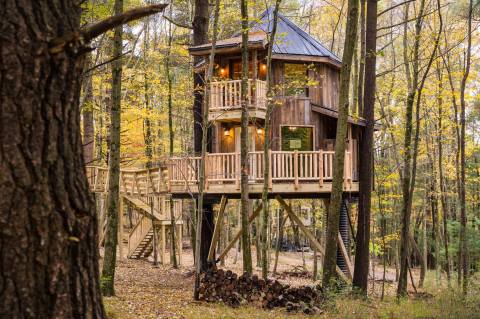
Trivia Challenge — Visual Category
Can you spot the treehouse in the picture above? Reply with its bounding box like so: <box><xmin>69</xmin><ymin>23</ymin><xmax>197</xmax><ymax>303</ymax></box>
<box><xmin>168</xmin><ymin>8</ymin><xmax>365</xmax><ymax>199</ymax></box>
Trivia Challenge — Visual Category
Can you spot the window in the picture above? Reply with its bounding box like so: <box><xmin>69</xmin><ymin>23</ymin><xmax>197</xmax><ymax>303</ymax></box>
<box><xmin>284</xmin><ymin>63</ymin><xmax>309</xmax><ymax>97</ymax></box>
<box><xmin>281</xmin><ymin>126</ymin><xmax>313</xmax><ymax>151</ymax></box>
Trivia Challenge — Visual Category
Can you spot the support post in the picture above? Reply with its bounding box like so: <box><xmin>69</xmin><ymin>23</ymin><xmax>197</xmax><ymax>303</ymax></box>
<box><xmin>319</xmin><ymin>150</ymin><xmax>324</xmax><ymax>187</ymax></box>
<box><xmin>161</xmin><ymin>224</ymin><xmax>166</xmax><ymax>265</ymax></box>
<box><xmin>177</xmin><ymin>224</ymin><xmax>183</xmax><ymax>266</ymax></box>
<box><xmin>294</xmin><ymin>150</ymin><xmax>299</xmax><ymax>189</ymax></box>
<box><xmin>208</xmin><ymin>195</ymin><xmax>228</xmax><ymax>262</ymax></box>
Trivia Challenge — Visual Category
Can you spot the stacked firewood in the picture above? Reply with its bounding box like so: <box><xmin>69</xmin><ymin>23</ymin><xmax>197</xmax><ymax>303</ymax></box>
<box><xmin>199</xmin><ymin>268</ymin><xmax>323</xmax><ymax>314</ymax></box>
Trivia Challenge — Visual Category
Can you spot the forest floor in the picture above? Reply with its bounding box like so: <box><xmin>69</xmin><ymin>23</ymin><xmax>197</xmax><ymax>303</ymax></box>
<box><xmin>103</xmin><ymin>247</ymin><xmax>480</xmax><ymax>319</ymax></box>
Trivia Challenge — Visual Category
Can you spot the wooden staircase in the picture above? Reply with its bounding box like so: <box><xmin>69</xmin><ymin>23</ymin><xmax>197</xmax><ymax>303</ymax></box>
<box><xmin>125</xmin><ymin>196</ymin><xmax>158</xmax><ymax>259</ymax></box>
<box><xmin>129</xmin><ymin>227</ymin><xmax>154</xmax><ymax>259</ymax></box>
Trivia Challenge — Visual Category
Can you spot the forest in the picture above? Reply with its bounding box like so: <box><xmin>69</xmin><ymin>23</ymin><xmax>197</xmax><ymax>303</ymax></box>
<box><xmin>0</xmin><ymin>0</ymin><xmax>479</xmax><ymax>318</ymax></box>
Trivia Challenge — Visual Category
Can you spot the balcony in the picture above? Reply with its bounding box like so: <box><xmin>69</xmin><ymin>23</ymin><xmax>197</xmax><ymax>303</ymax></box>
<box><xmin>167</xmin><ymin>150</ymin><xmax>358</xmax><ymax>196</ymax></box>
<box><xmin>209</xmin><ymin>79</ymin><xmax>267</xmax><ymax>122</ymax></box>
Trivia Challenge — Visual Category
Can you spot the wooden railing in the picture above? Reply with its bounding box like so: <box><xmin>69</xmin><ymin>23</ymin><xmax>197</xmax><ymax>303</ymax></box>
<box><xmin>169</xmin><ymin>150</ymin><xmax>355</xmax><ymax>189</ymax></box>
<box><xmin>86</xmin><ymin>166</ymin><xmax>168</xmax><ymax>195</ymax></box>
<box><xmin>128</xmin><ymin>214</ymin><xmax>152</xmax><ymax>257</ymax></box>
<box><xmin>210</xmin><ymin>79</ymin><xmax>266</xmax><ymax>111</ymax></box>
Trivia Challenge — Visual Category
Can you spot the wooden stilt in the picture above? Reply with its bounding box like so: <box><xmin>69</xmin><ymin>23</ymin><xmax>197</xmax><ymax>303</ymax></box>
<box><xmin>217</xmin><ymin>203</ymin><xmax>263</xmax><ymax>262</ymax></box>
<box><xmin>275</xmin><ymin>195</ymin><xmax>350</xmax><ymax>281</ymax></box>
<box><xmin>177</xmin><ymin>224</ymin><xmax>183</xmax><ymax>266</ymax></box>
<box><xmin>208</xmin><ymin>195</ymin><xmax>228</xmax><ymax>262</ymax></box>
<box><xmin>161</xmin><ymin>224</ymin><xmax>166</xmax><ymax>265</ymax></box>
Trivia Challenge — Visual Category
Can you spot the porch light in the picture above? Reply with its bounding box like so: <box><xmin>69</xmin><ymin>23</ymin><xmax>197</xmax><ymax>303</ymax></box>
<box><xmin>257</xmin><ymin>128</ymin><xmax>264</xmax><ymax>135</ymax></box>
<box><xmin>261</xmin><ymin>63</ymin><xmax>267</xmax><ymax>71</ymax></box>
<box><xmin>220</xmin><ymin>68</ymin><xmax>226</xmax><ymax>75</ymax></box>
<box><xmin>224</xmin><ymin>128</ymin><xmax>231</xmax><ymax>136</ymax></box>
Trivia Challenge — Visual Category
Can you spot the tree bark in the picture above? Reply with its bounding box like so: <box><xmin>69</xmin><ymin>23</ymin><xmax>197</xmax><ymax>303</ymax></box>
<box><xmin>322</xmin><ymin>0</ymin><xmax>359</xmax><ymax>288</ymax></box>
<box><xmin>262</xmin><ymin>0</ymin><xmax>282</xmax><ymax>280</ymax></box>
<box><xmin>143</xmin><ymin>20</ymin><xmax>153</xmax><ymax>168</ymax></box>
<box><xmin>0</xmin><ymin>1</ymin><xmax>111</xmax><ymax>317</ymax></box>
<box><xmin>353</xmin><ymin>0</ymin><xmax>377</xmax><ymax>294</ymax></box>
<box><xmin>166</xmin><ymin>7</ymin><xmax>178</xmax><ymax>269</ymax></box>
<box><xmin>458</xmin><ymin>0</ymin><xmax>473</xmax><ymax>295</ymax></box>
<box><xmin>82</xmin><ymin>53</ymin><xmax>95</xmax><ymax>165</ymax></box>
<box><xmin>194</xmin><ymin>0</ymin><xmax>220</xmax><ymax>299</ymax></box>
<box><xmin>436</xmin><ymin>65</ymin><xmax>451</xmax><ymax>285</ymax></box>
<box><xmin>101</xmin><ymin>0</ymin><xmax>123</xmax><ymax>297</ymax></box>
<box><xmin>192</xmin><ymin>0</ymin><xmax>213</xmax><ymax>272</ymax></box>
<box><xmin>240</xmin><ymin>0</ymin><xmax>253</xmax><ymax>275</ymax></box>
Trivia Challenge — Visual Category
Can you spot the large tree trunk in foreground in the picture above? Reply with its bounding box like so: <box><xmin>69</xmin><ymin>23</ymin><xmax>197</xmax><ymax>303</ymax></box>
<box><xmin>101</xmin><ymin>0</ymin><xmax>123</xmax><ymax>297</ymax></box>
<box><xmin>353</xmin><ymin>0</ymin><xmax>377</xmax><ymax>294</ymax></box>
<box><xmin>322</xmin><ymin>0</ymin><xmax>359</xmax><ymax>288</ymax></box>
<box><xmin>0</xmin><ymin>2</ymin><xmax>105</xmax><ymax>318</ymax></box>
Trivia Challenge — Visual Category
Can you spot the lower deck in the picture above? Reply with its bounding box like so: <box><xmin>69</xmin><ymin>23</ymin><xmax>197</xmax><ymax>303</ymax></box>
<box><xmin>168</xmin><ymin>150</ymin><xmax>358</xmax><ymax>198</ymax></box>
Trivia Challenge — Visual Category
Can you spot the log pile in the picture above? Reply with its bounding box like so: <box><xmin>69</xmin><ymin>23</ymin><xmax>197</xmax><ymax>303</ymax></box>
<box><xmin>199</xmin><ymin>268</ymin><xmax>324</xmax><ymax>314</ymax></box>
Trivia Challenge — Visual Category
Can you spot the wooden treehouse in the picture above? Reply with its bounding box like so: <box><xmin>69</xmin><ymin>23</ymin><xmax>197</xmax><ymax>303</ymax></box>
<box><xmin>169</xmin><ymin>9</ymin><xmax>362</xmax><ymax>200</ymax></box>
<box><xmin>86</xmin><ymin>166</ymin><xmax>184</xmax><ymax>265</ymax></box>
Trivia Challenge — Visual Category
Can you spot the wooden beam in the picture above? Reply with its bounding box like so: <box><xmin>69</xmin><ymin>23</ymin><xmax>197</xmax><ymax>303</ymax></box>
<box><xmin>275</xmin><ymin>195</ymin><xmax>350</xmax><ymax>281</ymax></box>
<box><xmin>217</xmin><ymin>203</ymin><xmax>263</xmax><ymax>262</ymax></box>
<box><xmin>337</xmin><ymin>232</ymin><xmax>354</xmax><ymax>278</ymax></box>
<box><xmin>208</xmin><ymin>195</ymin><xmax>228</xmax><ymax>262</ymax></box>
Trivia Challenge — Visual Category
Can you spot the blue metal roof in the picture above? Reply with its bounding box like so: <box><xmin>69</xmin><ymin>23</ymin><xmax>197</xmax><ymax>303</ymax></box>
<box><xmin>249</xmin><ymin>7</ymin><xmax>341</xmax><ymax>63</ymax></box>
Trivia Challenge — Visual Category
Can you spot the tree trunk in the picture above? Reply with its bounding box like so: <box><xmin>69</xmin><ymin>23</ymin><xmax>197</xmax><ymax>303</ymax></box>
<box><xmin>0</xmin><ymin>1</ymin><xmax>139</xmax><ymax>316</ymax></box>
<box><xmin>192</xmin><ymin>0</ymin><xmax>212</xmax><ymax>272</ymax></box>
<box><xmin>312</xmin><ymin>200</ymin><xmax>318</xmax><ymax>281</ymax></box>
<box><xmin>357</xmin><ymin>0</ymin><xmax>366</xmax><ymax>115</ymax></box>
<box><xmin>436</xmin><ymin>64</ymin><xmax>451</xmax><ymax>284</ymax></box>
<box><xmin>458</xmin><ymin>0</ymin><xmax>473</xmax><ymax>295</ymax></box>
<box><xmin>82</xmin><ymin>53</ymin><xmax>95</xmax><ymax>165</ymax></box>
<box><xmin>273</xmin><ymin>209</ymin><xmax>286</xmax><ymax>275</ymax></box>
<box><xmin>353</xmin><ymin>0</ymin><xmax>377</xmax><ymax>294</ymax></box>
<box><xmin>166</xmin><ymin>9</ymin><xmax>178</xmax><ymax>269</ymax></box>
<box><xmin>322</xmin><ymin>0</ymin><xmax>359</xmax><ymax>288</ymax></box>
<box><xmin>101</xmin><ymin>0</ymin><xmax>123</xmax><ymax>297</ymax></box>
<box><xmin>262</xmin><ymin>0</ymin><xmax>282</xmax><ymax>280</ymax></box>
<box><xmin>194</xmin><ymin>0</ymin><xmax>220</xmax><ymax>299</ymax></box>
<box><xmin>240</xmin><ymin>0</ymin><xmax>253</xmax><ymax>275</ymax></box>
<box><xmin>143</xmin><ymin>20</ymin><xmax>153</xmax><ymax>168</ymax></box>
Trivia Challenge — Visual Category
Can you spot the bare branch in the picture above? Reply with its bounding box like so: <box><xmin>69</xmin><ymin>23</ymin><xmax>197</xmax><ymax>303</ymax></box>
<box><xmin>163</xmin><ymin>14</ymin><xmax>193</xmax><ymax>29</ymax></box>
<box><xmin>377</xmin><ymin>0</ymin><xmax>415</xmax><ymax>17</ymax></box>
<box><xmin>49</xmin><ymin>4</ymin><xmax>168</xmax><ymax>53</ymax></box>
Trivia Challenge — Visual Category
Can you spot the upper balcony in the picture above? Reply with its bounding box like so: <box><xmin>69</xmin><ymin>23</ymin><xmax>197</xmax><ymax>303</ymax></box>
<box><xmin>209</xmin><ymin>79</ymin><xmax>267</xmax><ymax>122</ymax></box>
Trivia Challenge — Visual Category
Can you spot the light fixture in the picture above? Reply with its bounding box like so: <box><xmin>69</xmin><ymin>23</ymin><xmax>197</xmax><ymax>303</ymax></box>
<box><xmin>261</xmin><ymin>64</ymin><xmax>267</xmax><ymax>71</ymax></box>
<box><xmin>257</xmin><ymin>128</ymin><xmax>264</xmax><ymax>135</ymax></box>
<box><xmin>289</xmin><ymin>126</ymin><xmax>297</xmax><ymax>131</ymax></box>
<box><xmin>224</xmin><ymin>128</ymin><xmax>231</xmax><ymax>136</ymax></box>
<box><xmin>220</xmin><ymin>68</ymin><xmax>226</xmax><ymax>75</ymax></box>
